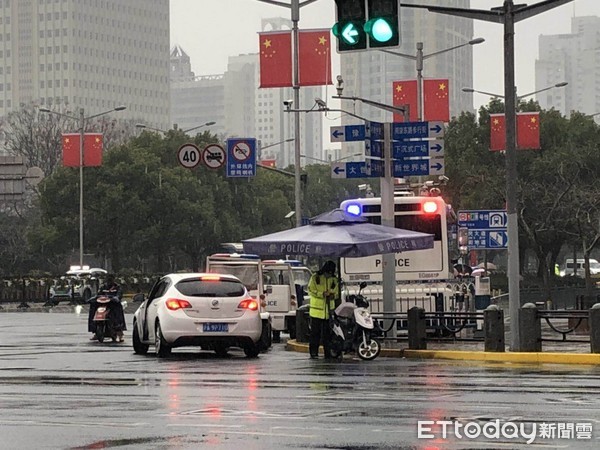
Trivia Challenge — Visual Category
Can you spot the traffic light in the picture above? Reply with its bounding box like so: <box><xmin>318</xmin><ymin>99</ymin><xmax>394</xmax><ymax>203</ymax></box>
<box><xmin>333</xmin><ymin>0</ymin><xmax>368</xmax><ymax>52</ymax></box>
<box><xmin>333</xmin><ymin>0</ymin><xmax>400</xmax><ymax>52</ymax></box>
<box><xmin>366</xmin><ymin>0</ymin><xmax>400</xmax><ymax>48</ymax></box>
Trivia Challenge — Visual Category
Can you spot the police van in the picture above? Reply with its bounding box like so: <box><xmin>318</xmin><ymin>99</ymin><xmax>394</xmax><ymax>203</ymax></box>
<box><xmin>205</xmin><ymin>253</ymin><xmax>311</xmax><ymax>343</ymax></box>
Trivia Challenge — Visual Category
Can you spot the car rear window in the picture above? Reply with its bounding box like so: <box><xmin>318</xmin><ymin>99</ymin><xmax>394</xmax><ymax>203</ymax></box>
<box><xmin>175</xmin><ymin>278</ymin><xmax>245</xmax><ymax>297</ymax></box>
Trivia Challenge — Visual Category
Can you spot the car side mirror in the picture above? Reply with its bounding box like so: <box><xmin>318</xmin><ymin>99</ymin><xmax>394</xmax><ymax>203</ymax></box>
<box><xmin>265</xmin><ymin>285</ymin><xmax>273</xmax><ymax>294</ymax></box>
<box><xmin>132</xmin><ymin>293</ymin><xmax>145</xmax><ymax>303</ymax></box>
<box><xmin>359</xmin><ymin>281</ymin><xmax>368</xmax><ymax>289</ymax></box>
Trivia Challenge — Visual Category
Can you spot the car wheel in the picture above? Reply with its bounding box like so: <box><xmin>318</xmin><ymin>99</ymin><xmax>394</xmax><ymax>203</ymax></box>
<box><xmin>132</xmin><ymin>322</ymin><xmax>149</xmax><ymax>355</ymax></box>
<box><xmin>244</xmin><ymin>343</ymin><xmax>260</xmax><ymax>358</ymax></box>
<box><xmin>259</xmin><ymin>321</ymin><xmax>272</xmax><ymax>351</ymax></box>
<box><xmin>155</xmin><ymin>322</ymin><xmax>171</xmax><ymax>357</ymax></box>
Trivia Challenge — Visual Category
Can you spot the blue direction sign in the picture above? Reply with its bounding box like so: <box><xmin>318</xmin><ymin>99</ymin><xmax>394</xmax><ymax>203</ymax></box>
<box><xmin>365</xmin><ymin>131</ymin><xmax>444</xmax><ymax>159</ymax></box>
<box><xmin>468</xmin><ymin>229</ymin><xmax>508</xmax><ymax>249</ymax></box>
<box><xmin>458</xmin><ymin>210</ymin><xmax>508</xmax><ymax>229</ymax></box>
<box><xmin>331</xmin><ymin>161</ymin><xmax>381</xmax><ymax>179</ymax></box>
<box><xmin>226</xmin><ymin>138</ymin><xmax>256</xmax><ymax>177</ymax></box>
<box><xmin>392</xmin><ymin>140</ymin><xmax>444</xmax><ymax>159</ymax></box>
<box><xmin>391</xmin><ymin>121</ymin><xmax>445</xmax><ymax>140</ymax></box>
<box><xmin>329</xmin><ymin>124</ymin><xmax>366</xmax><ymax>142</ymax></box>
<box><xmin>365</xmin><ymin>121</ymin><xmax>384</xmax><ymax>141</ymax></box>
<box><xmin>392</xmin><ymin>157</ymin><xmax>445</xmax><ymax>177</ymax></box>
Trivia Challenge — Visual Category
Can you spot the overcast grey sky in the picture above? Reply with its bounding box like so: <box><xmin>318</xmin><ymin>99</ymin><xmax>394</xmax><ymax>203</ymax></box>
<box><xmin>170</xmin><ymin>0</ymin><xmax>600</xmax><ymax>112</ymax></box>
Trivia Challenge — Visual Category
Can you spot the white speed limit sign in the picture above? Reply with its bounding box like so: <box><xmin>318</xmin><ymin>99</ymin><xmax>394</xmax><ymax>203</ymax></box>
<box><xmin>177</xmin><ymin>143</ymin><xmax>201</xmax><ymax>169</ymax></box>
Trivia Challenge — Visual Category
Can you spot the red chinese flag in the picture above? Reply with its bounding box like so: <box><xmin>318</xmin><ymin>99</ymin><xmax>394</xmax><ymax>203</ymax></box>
<box><xmin>259</xmin><ymin>31</ymin><xmax>292</xmax><ymax>88</ymax></box>
<box><xmin>62</xmin><ymin>133</ymin><xmax>80</xmax><ymax>167</ymax></box>
<box><xmin>517</xmin><ymin>112</ymin><xmax>541</xmax><ymax>150</ymax></box>
<box><xmin>298</xmin><ymin>29</ymin><xmax>332</xmax><ymax>86</ymax></box>
<box><xmin>61</xmin><ymin>133</ymin><xmax>103</xmax><ymax>167</ymax></box>
<box><xmin>423</xmin><ymin>78</ymin><xmax>450</xmax><ymax>122</ymax></box>
<box><xmin>84</xmin><ymin>133</ymin><xmax>103</xmax><ymax>166</ymax></box>
<box><xmin>392</xmin><ymin>80</ymin><xmax>418</xmax><ymax>122</ymax></box>
<box><xmin>489</xmin><ymin>114</ymin><xmax>506</xmax><ymax>151</ymax></box>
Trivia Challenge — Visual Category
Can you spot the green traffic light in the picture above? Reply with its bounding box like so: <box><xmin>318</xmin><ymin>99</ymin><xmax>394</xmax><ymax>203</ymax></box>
<box><xmin>365</xmin><ymin>17</ymin><xmax>393</xmax><ymax>43</ymax></box>
<box><xmin>333</xmin><ymin>22</ymin><xmax>361</xmax><ymax>46</ymax></box>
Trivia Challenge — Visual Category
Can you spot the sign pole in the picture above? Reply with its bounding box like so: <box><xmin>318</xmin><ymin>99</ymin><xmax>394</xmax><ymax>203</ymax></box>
<box><xmin>381</xmin><ymin>122</ymin><xmax>396</xmax><ymax>338</ymax></box>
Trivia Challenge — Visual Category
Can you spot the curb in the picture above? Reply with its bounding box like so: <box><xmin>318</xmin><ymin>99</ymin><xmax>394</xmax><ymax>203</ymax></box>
<box><xmin>286</xmin><ymin>340</ymin><xmax>600</xmax><ymax>365</ymax></box>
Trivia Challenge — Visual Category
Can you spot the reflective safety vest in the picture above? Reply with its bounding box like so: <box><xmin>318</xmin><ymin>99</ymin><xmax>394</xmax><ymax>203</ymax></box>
<box><xmin>308</xmin><ymin>273</ymin><xmax>338</xmax><ymax>320</ymax></box>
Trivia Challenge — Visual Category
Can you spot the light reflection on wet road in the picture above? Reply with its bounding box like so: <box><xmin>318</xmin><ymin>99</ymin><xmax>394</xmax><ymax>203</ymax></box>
<box><xmin>0</xmin><ymin>312</ymin><xmax>599</xmax><ymax>449</ymax></box>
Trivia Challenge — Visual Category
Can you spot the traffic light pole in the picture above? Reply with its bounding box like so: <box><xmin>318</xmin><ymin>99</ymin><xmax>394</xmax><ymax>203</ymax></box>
<box><xmin>402</xmin><ymin>0</ymin><xmax>575</xmax><ymax>350</ymax></box>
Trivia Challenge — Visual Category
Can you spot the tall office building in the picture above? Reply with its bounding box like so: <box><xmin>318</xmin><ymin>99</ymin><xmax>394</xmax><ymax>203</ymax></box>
<box><xmin>536</xmin><ymin>16</ymin><xmax>600</xmax><ymax>118</ymax></box>
<box><xmin>171</xmin><ymin>17</ymin><xmax>323</xmax><ymax>169</ymax></box>
<box><xmin>224</xmin><ymin>52</ymin><xmax>323</xmax><ymax>168</ymax></box>
<box><xmin>170</xmin><ymin>45</ymin><xmax>226</xmax><ymax>137</ymax></box>
<box><xmin>339</xmin><ymin>0</ymin><xmax>475</xmax><ymax>126</ymax></box>
<box><xmin>0</xmin><ymin>0</ymin><xmax>170</xmax><ymax>129</ymax></box>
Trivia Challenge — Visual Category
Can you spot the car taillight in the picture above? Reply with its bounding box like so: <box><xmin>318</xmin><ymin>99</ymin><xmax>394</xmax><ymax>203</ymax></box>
<box><xmin>423</xmin><ymin>201</ymin><xmax>438</xmax><ymax>214</ymax></box>
<box><xmin>166</xmin><ymin>299</ymin><xmax>192</xmax><ymax>310</ymax></box>
<box><xmin>238</xmin><ymin>299</ymin><xmax>259</xmax><ymax>311</ymax></box>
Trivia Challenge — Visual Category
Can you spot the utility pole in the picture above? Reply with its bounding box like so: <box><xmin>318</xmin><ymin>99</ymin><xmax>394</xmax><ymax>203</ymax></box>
<box><xmin>403</xmin><ymin>0</ymin><xmax>575</xmax><ymax>350</ymax></box>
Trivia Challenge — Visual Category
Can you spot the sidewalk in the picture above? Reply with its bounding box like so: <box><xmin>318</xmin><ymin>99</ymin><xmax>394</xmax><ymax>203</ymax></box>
<box><xmin>286</xmin><ymin>323</ymin><xmax>600</xmax><ymax>366</ymax></box>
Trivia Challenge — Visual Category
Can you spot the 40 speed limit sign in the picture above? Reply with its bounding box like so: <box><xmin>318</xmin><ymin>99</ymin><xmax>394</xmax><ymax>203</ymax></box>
<box><xmin>177</xmin><ymin>144</ymin><xmax>201</xmax><ymax>169</ymax></box>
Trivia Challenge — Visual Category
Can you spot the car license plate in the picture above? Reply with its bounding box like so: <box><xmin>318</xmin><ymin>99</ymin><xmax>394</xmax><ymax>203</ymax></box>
<box><xmin>203</xmin><ymin>323</ymin><xmax>228</xmax><ymax>332</ymax></box>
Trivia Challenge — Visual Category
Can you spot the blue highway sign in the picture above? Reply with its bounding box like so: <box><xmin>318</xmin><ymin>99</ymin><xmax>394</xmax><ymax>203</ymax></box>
<box><xmin>367</xmin><ymin>137</ymin><xmax>444</xmax><ymax>159</ymax></box>
<box><xmin>331</xmin><ymin>161</ymin><xmax>381</xmax><ymax>179</ymax></box>
<box><xmin>329</xmin><ymin>124</ymin><xmax>366</xmax><ymax>142</ymax></box>
<box><xmin>457</xmin><ymin>210</ymin><xmax>508</xmax><ymax>229</ymax></box>
<box><xmin>391</xmin><ymin>121</ymin><xmax>445</xmax><ymax>140</ymax></box>
<box><xmin>366</xmin><ymin>121</ymin><xmax>384</xmax><ymax>141</ymax></box>
<box><xmin>392</xmin><ymin>157</ymin><xmax>445</xmax><ymax>177</ymax></box>
<box><xmin>468</xmin><ymin>229</ymin><xmax>508</xmax><ymax>249</ymax></box>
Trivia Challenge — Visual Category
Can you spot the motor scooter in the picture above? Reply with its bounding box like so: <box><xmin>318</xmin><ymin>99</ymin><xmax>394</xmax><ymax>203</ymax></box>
<box><xmin>92</xmin><ymin>295</ymin><xmax>124</xmax><ymax>343</ymax></box>
<box><xmin>329</xmin><ymin>281</ymin><xmax>381</xmax><ymax>360</ymax></box>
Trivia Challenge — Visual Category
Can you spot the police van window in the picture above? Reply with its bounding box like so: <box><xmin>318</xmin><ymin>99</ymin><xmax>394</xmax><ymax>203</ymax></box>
<box><xmin>364</xmin><ymin>215</ymin><xmax>442</xmax><ymax>241</ymax></box>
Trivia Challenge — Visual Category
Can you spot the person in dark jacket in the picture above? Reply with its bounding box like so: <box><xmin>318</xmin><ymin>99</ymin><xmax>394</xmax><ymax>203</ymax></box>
<box><xmin>88</xmin><ymin>275</ymin><xmax>126</xmax><ymax>342</ymax></box>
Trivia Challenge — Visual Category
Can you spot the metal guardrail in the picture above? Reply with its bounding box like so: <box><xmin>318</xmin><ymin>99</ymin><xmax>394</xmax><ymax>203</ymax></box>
<box><xmin>372</xmin><ymin>311</ymin><xmax>484</xmax><ymax>342</ymax></box>
<box><xmin>537</xmin><ymin>309</ymin><xmax>590</xmax><ymax>343</ymax></box>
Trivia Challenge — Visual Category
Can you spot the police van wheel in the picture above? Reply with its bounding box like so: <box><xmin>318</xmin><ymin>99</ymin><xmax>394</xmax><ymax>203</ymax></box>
<box><xmin>272</xmin><ymin>330</ymin><xmax>281</xmax><ymax>343</ymax></box>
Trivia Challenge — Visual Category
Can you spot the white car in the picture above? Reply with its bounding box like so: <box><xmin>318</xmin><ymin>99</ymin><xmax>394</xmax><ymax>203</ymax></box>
<box><xmin>132</xmin><ymin>273</ymin><xmax>262</xmax><ymax>358</ymax></box>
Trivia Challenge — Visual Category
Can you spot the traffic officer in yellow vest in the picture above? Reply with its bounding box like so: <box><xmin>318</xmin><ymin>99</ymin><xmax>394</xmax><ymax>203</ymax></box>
<box><xmin>308</xmin><ymin>260</ymin><xmax>339</xmax><ymax>359</ymax></box>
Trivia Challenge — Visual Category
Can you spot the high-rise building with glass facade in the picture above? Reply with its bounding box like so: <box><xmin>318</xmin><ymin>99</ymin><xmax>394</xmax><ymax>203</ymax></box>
<box><xmin>0</xmin><ymin>0</ymin><xmax>170</xmax><ymax>129</ymax></box>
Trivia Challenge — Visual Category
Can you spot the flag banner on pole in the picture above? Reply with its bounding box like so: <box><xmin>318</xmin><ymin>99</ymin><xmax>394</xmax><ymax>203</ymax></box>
<box><xmin>298</xmin><ymin>29</ymin><xmax>333</xmax><ymax>86</ymax></box>
<box><xmin>392</xmin><ymin>80</ymin><xmax>418</xmax><ymax>122</ymax></box>
<box><xmin>423</xmin><ymin>78</ymin><xmax>450</xmax><ymax>122</ymax></box>
<box><xmin>516</xmin><ymin>112</ymin><xmax>541</xmax><ymax>149</ymax></box>
<box><xmin>84</xmin><ymin>133</ymin><xmax>103</xmax><ymax>166</ymax></box>
<box><xmin>489</xmin><ymin>114</ymin><xmax>506</xmax><ymax>151</ymax></box>
<box><xmin>62</xmin><ymin>133</ymin><xmax>80</xmax><ymax>167</ymax></box>
<box><xmin>62</xmin><ymin>133</ymin><xmax>103</xmax><ymax>167</ymax></box>
<box><xmin>489</xmin><ymin>113</ymin><xmax>541</xmax><ymax>151</ymax></box>
<box><xmin>259</xmin><ymin>31</ymin><xmax>293</xmax><ymax>88</ymax></box>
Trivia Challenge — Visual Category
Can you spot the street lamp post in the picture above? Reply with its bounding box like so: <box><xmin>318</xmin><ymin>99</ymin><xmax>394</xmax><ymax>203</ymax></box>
<box><xmin>382</xmin><ymin>38</ymin><xmax>485</xmax><ymax>121</ymax></box>
<box><xmin>135</xmin><ymin>121</ymin><xmax>216</xmax><ymax>134</ymax></box>
<box><xmin>40</xmin><ymin>106</ymin><xmax>126</xmax><ymax>267</ymax></box>
<box><xmin>462</xmin><ymin>82</ymin><xmax>568</xmax><ymax>103</ymax></box>
<box><xmin>258</xmin><ymin>137</ymin><xmax>294</xmax><ymax>161</ymax></box>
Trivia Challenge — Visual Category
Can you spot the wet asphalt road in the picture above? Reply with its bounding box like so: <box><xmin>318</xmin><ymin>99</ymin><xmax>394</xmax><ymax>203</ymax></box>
<box><xmin>0</xmin><ymin>311</ymin><xmax>599</xmax><ymax>450</ymax></box>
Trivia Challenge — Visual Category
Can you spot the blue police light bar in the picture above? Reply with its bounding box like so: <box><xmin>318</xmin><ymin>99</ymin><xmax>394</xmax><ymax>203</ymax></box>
<box><xmin>345</xmin><ymin>203</ymin><xmax>362</xmax><ymax>216</ymax></box>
